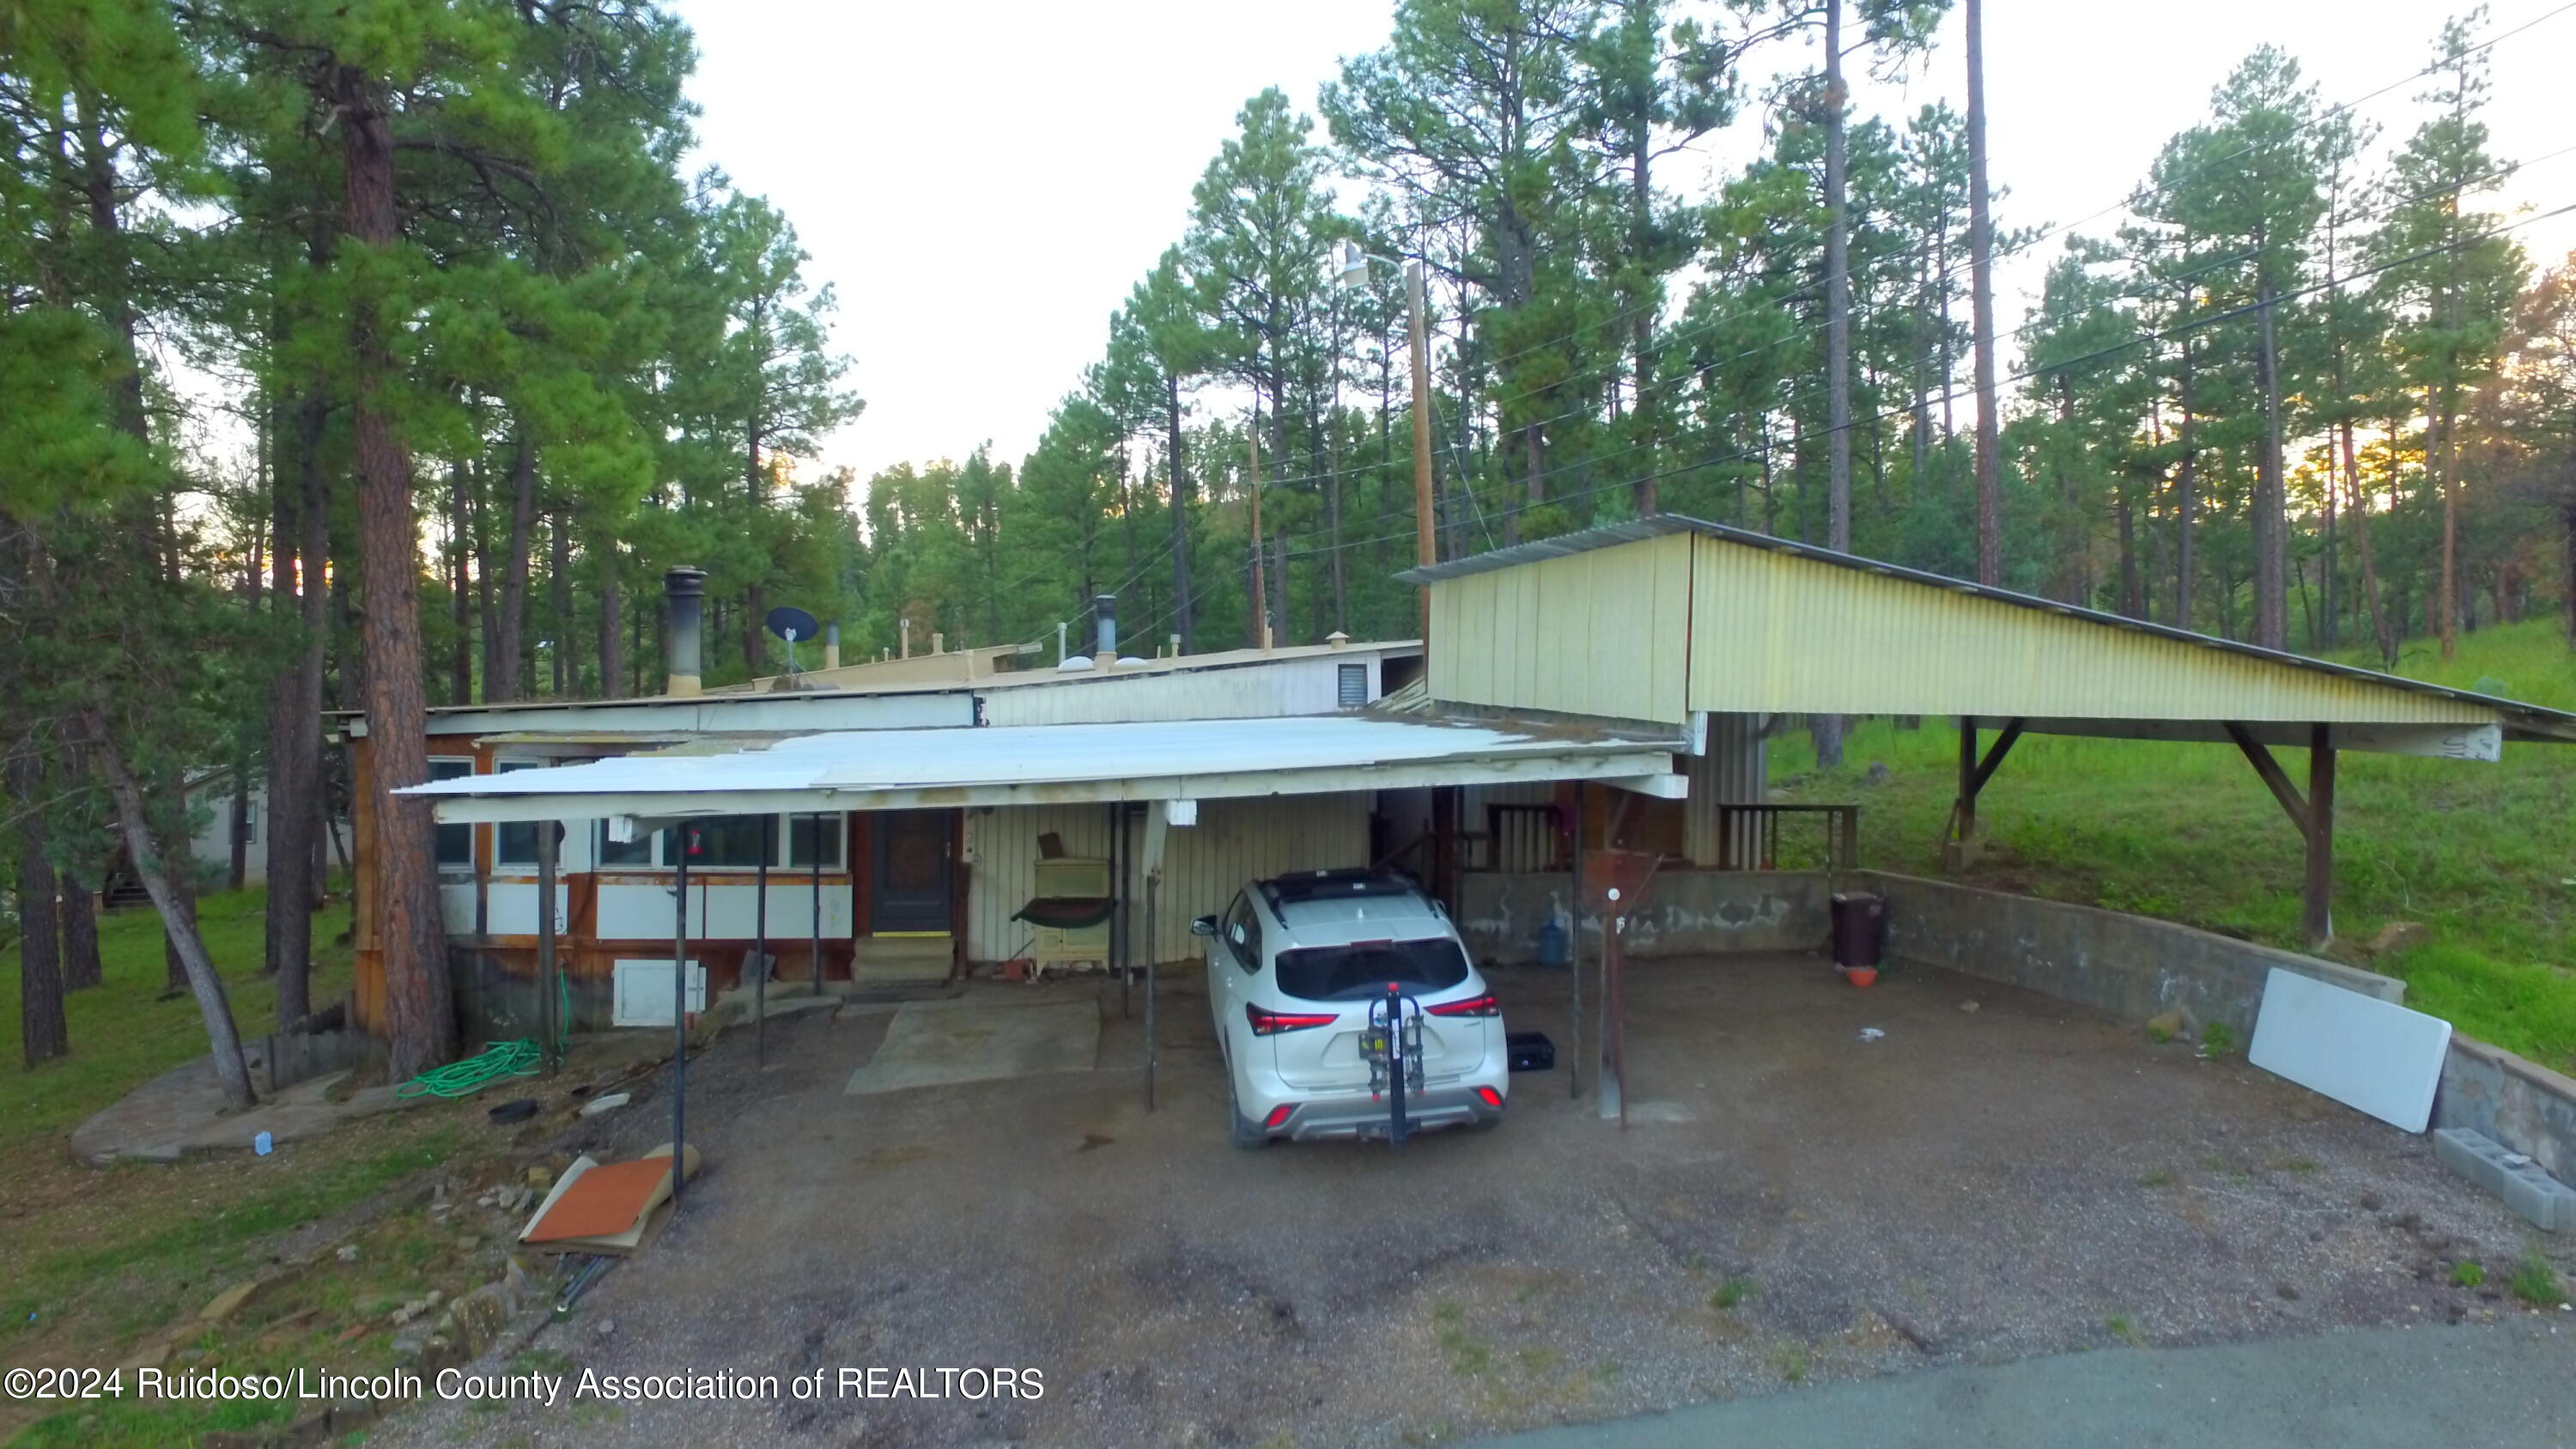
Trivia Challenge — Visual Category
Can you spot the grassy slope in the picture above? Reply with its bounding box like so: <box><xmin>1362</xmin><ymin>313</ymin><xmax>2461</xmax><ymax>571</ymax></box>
<box><xmin>1771</xmin><ymin>617</ymin><xmax>2576</xmax><ymax>1073</ymax></box>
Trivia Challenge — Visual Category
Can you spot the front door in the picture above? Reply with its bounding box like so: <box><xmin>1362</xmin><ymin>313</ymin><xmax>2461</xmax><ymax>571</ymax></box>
<box><xmin>870</xmin><ymin>810</ymin><xmax>953</xmax><ymax>934</ymax></box>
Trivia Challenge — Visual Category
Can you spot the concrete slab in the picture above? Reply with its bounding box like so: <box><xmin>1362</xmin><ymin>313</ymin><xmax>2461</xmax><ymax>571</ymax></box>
<box><xmin>844</xmin><ymin>996</ymin><xmax>1100</xmax><ymax>1096</ymax></box>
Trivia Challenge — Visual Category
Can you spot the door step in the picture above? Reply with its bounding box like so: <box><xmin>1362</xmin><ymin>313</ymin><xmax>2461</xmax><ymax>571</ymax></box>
<box><xmin>851</xmin><ymin>935</ymin><xmax>953</xmax><ymax>988</ymax></box>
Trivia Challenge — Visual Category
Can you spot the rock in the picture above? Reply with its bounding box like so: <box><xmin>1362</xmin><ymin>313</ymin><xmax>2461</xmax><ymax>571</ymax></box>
<box><xmin>451</xmin><ymin>1286</ymin><xmax>510</xmax><ymax>1357</ymax></box>
<box><xmin>1959</xmin><ymin>1001</ymin><xmax>1980</xmax><ymax>1014</ymax></box>
<box><xmin>2368</xmin><ymin>922</ymin><xmax>2433</xmax><ymax>955</ymax></box>
<box><xmin>389</xmin><ymin>1298</ymin><xmax>430</xmax><ymax>1327</ymax></box>
<box><xmin>580</xmin><ymin>1093</ymin><xmax>631</xmax><ymax>1118</ymax></box>
<box><xmin>525</xmin><ymin>1166</ymin><xmax>553</xmax><ymax>1190</ymax></box>
<box><xmin>1863</xmin><ymin>762</ymin><xmax>1891</xmax><ymax>787</ymax></box>
<box><xmin>336</xmin><ymin>1245</ymin><xmax>360</xmax><ymax>1263</ymax></box>
<box><xmin>2146</xmin><ymin>1011</ymin><xmax>2185</xmax><ymax>1041</ymax></box>
<box><xmin>423</xmin><ymin>1289</ymin><xmax>445</xmax><ymax>1310</ymax></box>
<box><xmin>198</xmin><ymin>1281</ymin><xmax>261</xmax><ymax>1324</ymax></box>
<box><xmin>595</xmin><ymin>1317</ymin><xmax>617</xmax><ymax>1340</ymax></box>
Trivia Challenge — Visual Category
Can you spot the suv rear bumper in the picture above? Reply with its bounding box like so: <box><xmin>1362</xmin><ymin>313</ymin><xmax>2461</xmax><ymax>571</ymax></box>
<box><xmin>1271</xmin><ymin>1085</ymin><xmax>1503</xmax><ymax>1142</ymax></box>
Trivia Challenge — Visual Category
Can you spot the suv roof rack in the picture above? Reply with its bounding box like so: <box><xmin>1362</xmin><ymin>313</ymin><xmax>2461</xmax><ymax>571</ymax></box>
<box><xmin>1260</xmin><ymin>868</ymin><xmax>1423</xmax><ymax>910</ymax></box>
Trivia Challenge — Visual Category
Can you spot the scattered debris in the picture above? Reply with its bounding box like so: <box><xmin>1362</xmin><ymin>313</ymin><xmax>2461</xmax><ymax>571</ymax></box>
<box><xmin>1959</xmin><ymin>1001</ymin><xmax>1980</xmax><ymax>1014</ymax></box>
<box><xmin>335</xmin><ymin>1244</ymin><xmax>360</xmax><ymax>1263</ymax></box>
<box><xmin>2367</xmin><ymin>921</ymin><xmax>2432</xmax><ymax>955</ymax></box>
<box><xmin>198</xmin><ymin>1281</ymin><xmax>261</xmax><ymax>1324</ymax></box>
<box><xmin>579</xmin><ymin>1092</ymin><xmax>632</xmax><ymax>1117</ymax></box>
<box><xmin>1857</xmin><ymin>1027</ymin><xmax>1886</xmax><ymax>1043</ymax></box>
<box><xmin>252</xmin><ymin>1131</ymin><xmax>273</xmax><ymax>1156</ymax></box>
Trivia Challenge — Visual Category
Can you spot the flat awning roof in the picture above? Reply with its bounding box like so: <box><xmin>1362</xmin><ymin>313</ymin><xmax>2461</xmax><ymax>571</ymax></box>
<box><xmin>400</xmin><ymin>714</ymin><xmax>1687</xmax><ymax>824</ymax></box>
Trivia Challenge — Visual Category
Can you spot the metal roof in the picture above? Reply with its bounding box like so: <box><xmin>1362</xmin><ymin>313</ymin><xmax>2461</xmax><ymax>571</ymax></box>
<box><xmin>1396</xmin><ymin>514</ymin><xmax>2576</xmax><ymax>740</ymax></box>
<box><xmin>400</xmin><ymin>713</ymin><xmax>1686</xmax><ymax>824</ymax></box>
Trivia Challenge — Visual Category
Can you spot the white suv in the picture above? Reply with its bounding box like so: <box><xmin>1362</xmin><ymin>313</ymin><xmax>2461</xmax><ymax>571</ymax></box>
<box><xmin>1195</xmin><ymin>869</ymin><xmax>1509</xmax><ymax>1148</ymax></box>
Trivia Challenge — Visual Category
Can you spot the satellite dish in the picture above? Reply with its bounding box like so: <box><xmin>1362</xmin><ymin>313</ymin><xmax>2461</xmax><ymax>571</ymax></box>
<box><xmin>765</xmin><ymin>606</ymin><xmax>822</xmax><ymax>676</ymax></box>
<box><xmin>765</xmin><ymin>606</ymin><xmax>820</xmax><ymax>643</ymax></box>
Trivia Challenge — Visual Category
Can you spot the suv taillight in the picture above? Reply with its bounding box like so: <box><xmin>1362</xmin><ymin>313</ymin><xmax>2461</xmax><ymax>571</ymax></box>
<box><xmin>1247</xmin><ymin>1003</ymin><xmax>1340</xmax><ymax>1036</ymax></box>
<box><xmin>1426</xmin><ymin>993</ymin><xmax>1499</xmax><ymax>1018</ymax></box>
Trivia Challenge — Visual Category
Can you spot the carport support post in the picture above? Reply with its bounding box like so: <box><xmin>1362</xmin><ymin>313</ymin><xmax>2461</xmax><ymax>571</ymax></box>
<box><xmin>1569</xmin><ymin>786</ymin><xmax>1584</xmax><ymax>1100</ymax></box>
<box><xmin>1143</xmin><ymin>801</ymin><xmax>1169</xmax><ymax>1112</ymax></box>
<box><xmin>755</xmin><ymin>815</ymin><xmax>771</xmax><ymax>1067</ymax></box>
<box><xmin>671</xmin><ymin>826</ymin><xmax>690</xmax><ymax>1209</ymax></box>
<box><xmin>2306</xmin><ymin>726</ymin><xmax>2336</xmax><ymax>948</ymax></box>
<box><xmin>809</xmin><ymin>814</ymin><xmax>822</xmax><ymax>993</ymax></box>
<box><xmin>537</xmin><ymin>819</ymin><xmax>559</xmax><ymax>1075</ymax></box>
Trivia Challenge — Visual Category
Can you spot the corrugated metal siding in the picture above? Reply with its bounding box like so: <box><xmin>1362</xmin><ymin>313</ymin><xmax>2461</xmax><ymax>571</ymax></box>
<box><xmin>964</xmin><ymin>795</ymin><xmax>1370</xmax><ymax>966</ymax></box>
<box><xmin>1683</xmin><ymin>712</ymin><xmax>1769</xmax><ymax>867</ymax></box>
<box><xmin>1686</xmin><ymin>540</ymin><xmax>2490</xmax><ymax>723</ymax></box>
<box><xmin>1430</xmin><ymin>530</ymin><xmax>1692</xmax><ymax>723</ymax></box>
<box><xmin>979</xmin><ymin>654</ymin><xmax>1381</xmax><ymax>726</ymax></box>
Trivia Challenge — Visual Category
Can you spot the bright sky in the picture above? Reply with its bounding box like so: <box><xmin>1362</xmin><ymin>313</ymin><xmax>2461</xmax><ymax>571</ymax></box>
<box><xmin>669</xmin><ymin>0</ymin><xmax>2576</xmax><ymax>489</ymax></box>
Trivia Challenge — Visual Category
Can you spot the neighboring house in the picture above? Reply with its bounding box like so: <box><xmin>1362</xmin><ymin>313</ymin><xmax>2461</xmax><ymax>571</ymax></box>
<box><xmin>180</xmin><ymin>768</ymin><xmax>352</xmax><ymax>889</ymax></box>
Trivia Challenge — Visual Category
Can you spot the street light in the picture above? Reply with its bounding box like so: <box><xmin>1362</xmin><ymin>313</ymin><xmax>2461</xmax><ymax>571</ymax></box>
<box><xmin>1333</xmin><ymin>242</ymin><xmax>1439</xmax><ymax>634</ymax></box>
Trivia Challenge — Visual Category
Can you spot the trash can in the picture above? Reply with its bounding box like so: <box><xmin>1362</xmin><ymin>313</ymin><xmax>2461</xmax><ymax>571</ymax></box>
<box><xmin>1830</xmin><ymin>892</ymin><xmax>1886</xmax><ymax>971</ymax></box>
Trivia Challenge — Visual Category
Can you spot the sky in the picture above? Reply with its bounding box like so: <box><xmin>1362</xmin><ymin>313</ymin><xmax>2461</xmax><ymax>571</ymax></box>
<box><xmin>667</xmin><ymin>0</ymin><xmax>2576</xmax><ymax>490</ymax></box>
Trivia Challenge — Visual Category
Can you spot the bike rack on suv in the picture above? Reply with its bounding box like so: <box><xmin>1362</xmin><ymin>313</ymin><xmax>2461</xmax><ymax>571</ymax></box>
<box><xmin>1363</xmin><ymin>981</ymin><xmax>1429</xmax><ymax>1149</ymax></box>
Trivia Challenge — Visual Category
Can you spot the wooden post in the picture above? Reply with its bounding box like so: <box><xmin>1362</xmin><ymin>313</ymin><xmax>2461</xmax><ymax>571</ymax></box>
<box><xmin>2306</xmin><ymin>725</ymin><xmax>2336</xmax><ymax>948</ymax></box>
<box><xmin>536</xmin><ymin>819</ymin><xmax>558</xmax><ymax>1075</ymax></box>
<box><xmin>1569</xmin><ymin>787</ymin><xmax>1584</xmax><ymax>1100</ymax></box>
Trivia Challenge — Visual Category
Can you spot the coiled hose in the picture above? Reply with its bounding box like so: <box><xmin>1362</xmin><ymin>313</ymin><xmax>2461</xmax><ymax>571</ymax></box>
<box><xmin>397</xmin><ymin>977</ymin><xmax>573</xmax><ymax>1099</ymax></box>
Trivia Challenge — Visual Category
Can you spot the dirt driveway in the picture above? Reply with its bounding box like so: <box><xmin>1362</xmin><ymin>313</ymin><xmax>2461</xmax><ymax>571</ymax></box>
<box><xmin>375</xmin><ymin>953</ymin><xmax>2547</xmax><ymax>1449</ymax></box>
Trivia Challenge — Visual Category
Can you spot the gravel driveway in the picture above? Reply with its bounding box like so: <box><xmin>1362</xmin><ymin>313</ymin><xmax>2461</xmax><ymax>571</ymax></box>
<box><xmin>372</xmin><ymin>953</ymin><xmax>2552</xmax><ymax>1449</ymax></box>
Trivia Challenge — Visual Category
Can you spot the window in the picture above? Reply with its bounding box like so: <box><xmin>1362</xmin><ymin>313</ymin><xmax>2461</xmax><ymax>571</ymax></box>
<box><xmin>430</xmin><ymin>759</ymin><xmax>473</xmax><ymax>868</ymax></box>
<box><xmin>1222</xmin><ymin>892</ymin><xmax>1263</xmax><ymax>974</ymax></box>
<box><xmin>786</xmin><ymin>813</ymin><xmax>844</xmax><ymax>869</ymax></box>
<box><xmin>1273</xmin><ymin>938</ymin><xmax>1470</xmax><ymax>1003</ymax></box>
<box><xmin>674</xmin><ymin>815</ymin><xmax>771</xmax><ymax>868</ymax></box>
<box><xmin>494</xmin><ymin>762</ymin><xmax>562</xmax><ymax>867</ymax></box>
<box><xmin>1337</xmin><ymin>661</ymin><xmax>1368</xmax><ymax>708</ymax></box>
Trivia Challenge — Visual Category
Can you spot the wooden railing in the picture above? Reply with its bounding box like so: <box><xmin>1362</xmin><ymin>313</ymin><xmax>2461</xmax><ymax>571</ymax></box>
<box><xmin>1713</xmin><ymin>803</ymin><xmax>1858</xmax><ymax>872</ymax></box>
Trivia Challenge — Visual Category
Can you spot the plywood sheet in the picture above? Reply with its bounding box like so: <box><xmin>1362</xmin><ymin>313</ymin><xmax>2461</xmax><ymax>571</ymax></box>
<box><xmin>2249</xmin><ymin>967</ymin><xmax>2451</xmax><ymax>1133</ymax></box>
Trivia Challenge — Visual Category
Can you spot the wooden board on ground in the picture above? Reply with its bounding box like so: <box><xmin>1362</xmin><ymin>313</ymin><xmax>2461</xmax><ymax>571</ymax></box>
<box><xmin>520</xmin><ymin>1143</ymin><xmax>701</xmax><ymax>1254</ymax></box>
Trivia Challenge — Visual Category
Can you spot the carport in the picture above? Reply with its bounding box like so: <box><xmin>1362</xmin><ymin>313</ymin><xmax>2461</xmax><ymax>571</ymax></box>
<box><xmin>1401</xmin><ymin>514</ymin><xmax>2576</xmax><ymax>948</ymax></box>
<box><xmin>403</xmin><ymin>713</ymin><xmax>1689</xmax><ymax>1192</ymax></box>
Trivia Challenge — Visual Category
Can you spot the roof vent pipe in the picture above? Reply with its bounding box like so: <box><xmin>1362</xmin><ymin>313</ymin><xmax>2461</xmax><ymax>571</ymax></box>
<box><xmin>663</xmin><ymin>565</ymin><xmax>706</xmax><ymax>697</ymax></box>
<box><xmin>1092</xmin><ymin>594</ymin><xmax>1117</xmax><ymax>667</ymax></box>
<box><xmin>823</xmin><ymin>622</ymin><xmax>841</xmax><ymax>671</ymax></box>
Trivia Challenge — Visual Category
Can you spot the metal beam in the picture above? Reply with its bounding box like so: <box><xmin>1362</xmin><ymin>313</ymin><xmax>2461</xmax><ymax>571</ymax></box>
<box><xmin>2306</xmin><ymin>725</ymin><xmax>2336</xmax><ymax>947</ymax></box>
<box><xmin>422</xmin><ymin>750</ymin><xmax>1686</xmax><ymax>825</ymax></box>
<box><xmin>1970</xmin><ymin>718</ymin><xmax>2026</xmax><ymax>795</ymax></box>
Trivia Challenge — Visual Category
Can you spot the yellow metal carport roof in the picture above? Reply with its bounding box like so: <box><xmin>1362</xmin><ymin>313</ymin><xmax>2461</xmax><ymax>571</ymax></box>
<box><xmin>1398</xmin><ymin>515</ymin><xmax>2576</xmax><ymax>753</ymax></box>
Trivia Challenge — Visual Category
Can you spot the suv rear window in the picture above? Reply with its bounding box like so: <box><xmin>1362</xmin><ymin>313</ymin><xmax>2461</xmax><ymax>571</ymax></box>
<box><xmin>1273</xmin><ymin>939</ymin><xmax>1471</xmax><ymax>1003</ymax></box>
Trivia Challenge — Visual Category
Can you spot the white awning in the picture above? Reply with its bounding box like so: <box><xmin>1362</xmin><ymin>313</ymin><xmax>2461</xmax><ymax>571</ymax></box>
<box><xmin>400</xmin><ymin>714</ymin><xmax>1686</xmax><ymax>824</ymax></box>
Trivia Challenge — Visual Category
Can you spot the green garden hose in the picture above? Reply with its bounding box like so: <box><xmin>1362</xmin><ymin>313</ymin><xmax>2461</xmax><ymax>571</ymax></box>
<box><xmin>397</xmin><ymin>977</ymin><xmax>573</xmax><ymax>1099</ymax></box>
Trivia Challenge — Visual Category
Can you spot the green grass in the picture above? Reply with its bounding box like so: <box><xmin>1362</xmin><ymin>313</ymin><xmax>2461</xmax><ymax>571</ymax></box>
<box><xmin>1773</xmin><ymin>618</ymin><xmax>2576</xmax><ymax>1072</ymax></box>
<box><xmin>1</xmin><ymin>883</ymin><xmax>356</xmax><ymax>1158</ymax></box>
<box><xmin>1710</xmin><ymin>1276</ymin><xmax>1758</xmax><ymax>1311</ymax></box>
<box><xmin>2452</xmin><ymin>1259</ymin><xmax>2486</xmax><ymax>1288</ymax></box>
<box><xmin>2510</xmin><ymin>1248</ymin><xmax>2562</xmax><ymax>1308</ymax></box>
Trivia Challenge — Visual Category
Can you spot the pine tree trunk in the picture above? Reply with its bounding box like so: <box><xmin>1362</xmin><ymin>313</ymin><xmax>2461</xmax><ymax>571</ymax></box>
<box><xmin>2353</xmin><ymin>420</ymin><xmax>2393</xmax><ymax>664</ymax></box>
<box><xmin>550</xmin><ymin>507</ymin><xmax>574</xmax><ymax>697</ymax></box>
<box><xmin>1965</xmin><ymin>0</ymin><xmax>2003</xmax><ymax>585</ymax></box>
<box><xmin>91</xmin><ymin>723</ymin><xmax>255</xmax><ymax>1107</ymax></box>
<box><xmin>1821</xmin><ymin>0</ymin><xmax>1853</xmax><ymax>554</ymax></box>
<box><xmin>2176</xmin><ymin>336</ymin><xmax>2198</xmax><ymax>631</ymax></box>
<box><xmin>448</xmin><ymin>458</ymin><xmax>471</xmax><ymax>705</ymax></box>
<box><xmin>332</xmin><ymin>70</ymin><xmax>454</xmax><ymax>1079</ymax></box>
<box><xmin>493</xmin><ymin>429</ymin><xmax>536</xmax><ymax>702</ymax></box>
<box><xmin>264</xmin><ymin>396</ymin><xmax>325</xmax><ymax>1027</ymax></box>
<box><xmin>597</xmin><ymin>535</ymin><xmax>623</xmax><ymax>699</ymax></box>
<box><xmin>11</xmin><ymin>746</ymin><xmax>69</xmax><ymax>1068</ymax></box>
<box><xmin>2251</xmin><ymin>265</ymin><xmax>2287</xmax><ymax>651</ymax></box>
<box><xmin>59</xmin><ymin>867</ymin><xmax>100</xmax><ymax>992</ymax></box>
<box><xmin>1631</xmin><ymin>101</ymin><xmax>1661</xmax><ymax>516</ymax></box>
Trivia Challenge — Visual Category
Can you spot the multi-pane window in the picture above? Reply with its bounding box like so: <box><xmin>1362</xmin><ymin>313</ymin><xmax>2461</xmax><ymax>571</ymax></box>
<box><xmin>588</xmin><ymin>813</ymin><xmax>843</xmax><ymax>870</ymax></box>
<box><xmin>494</xmin><ymin>762</ymin><xmax>562</xmax><ymax>866</ymax></box>
<box><xmin>1337</xmin><ymin>662</ymin><xmax>1368</xmax><ymax>708</ymax></box>
<box><xmin>430</xmin><ymin>759</ymin><xmax>473</xmax><ymax>868</ymax></box>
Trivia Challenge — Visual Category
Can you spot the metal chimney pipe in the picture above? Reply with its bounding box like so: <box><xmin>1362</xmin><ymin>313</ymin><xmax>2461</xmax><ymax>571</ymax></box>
<box><xmin>1092</xmin><ymin>594</ymin><xmax>1117</xmax><ymax>666</ymax></box>
<box><xmin>663</xmin><ymin>565</ymin><xmax>707</xmax><ymax>697</ymax></box>
<box><xmin>823</xmin><ymin>622</ymin><xmax>841</xmax><ymax>671</ymax></box>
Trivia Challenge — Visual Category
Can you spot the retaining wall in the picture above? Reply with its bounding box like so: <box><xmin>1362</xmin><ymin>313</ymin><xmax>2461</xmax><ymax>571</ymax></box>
<box><xmin>1456</xmin><ymin>868</ymin><xmax>1832</xmax><ymax>964</ymax></box>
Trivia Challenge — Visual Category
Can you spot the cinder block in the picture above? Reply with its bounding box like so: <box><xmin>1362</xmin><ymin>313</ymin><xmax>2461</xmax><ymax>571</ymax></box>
<box><xmin>2435</xmin><ymin>1127</ymin><xmax>2576</xmax><ymax>1232</ymax></box>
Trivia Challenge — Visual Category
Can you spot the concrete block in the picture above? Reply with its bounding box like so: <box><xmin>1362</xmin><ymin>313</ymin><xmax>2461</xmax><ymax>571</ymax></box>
<box><xmin>2434</xmin><ymin>1127</ymin><xmax>2576</xmax><ymax>1232</ymax></box>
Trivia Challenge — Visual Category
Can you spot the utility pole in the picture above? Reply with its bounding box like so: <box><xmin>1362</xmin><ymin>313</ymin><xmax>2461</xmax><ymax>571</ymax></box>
<box><xmin>1248</xmin><ymin>421</ymin><xmax>1268</xmax><ymax>651</ymax></box>
<box><xmin>1968</xmin><ymin>0</ymin><xmax>2003</xmax><ymax>587</ymax></box>
<box><xmin>1408</xmin><ymin>260</ymin><xmax>1436</xmax><ymax>642</ymax></box>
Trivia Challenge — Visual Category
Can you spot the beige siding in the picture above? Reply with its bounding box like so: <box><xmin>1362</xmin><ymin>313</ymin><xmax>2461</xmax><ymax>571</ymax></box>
<box><xmin>980</xmin><ymin>654</ymin><xmax>1378</xmax><ymax>726</ymax></box>
<box><xmin>965</xmin><ymin>795</ymin><xmax>1370</xmax><ymax>966</ymax></box>
<box><xmin>1682</xmin><ymin>712</ymin><xmax>1770</xmax><ymax>867</ymax></box>
<box><xmin>1430</xmin><ymin>529</ymin><xmax>1692</xmax><ymax>723</ymax></box>
<box><xmin>1686</xmin><ymin>540</ymin><xmax>2491</xmax><ymax>724</ymax></box>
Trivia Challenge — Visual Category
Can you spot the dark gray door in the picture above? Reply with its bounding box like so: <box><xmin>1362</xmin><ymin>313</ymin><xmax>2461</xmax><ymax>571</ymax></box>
<box><xmin>870</xmin><ymin>810</ymin><xmax>953</xmax><ymax>934</ymax></box>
